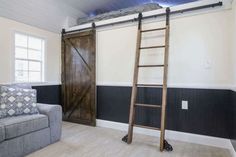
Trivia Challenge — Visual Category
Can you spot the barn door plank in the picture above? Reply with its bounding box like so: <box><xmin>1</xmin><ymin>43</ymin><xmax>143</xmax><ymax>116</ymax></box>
<box><xmin>61</xmin><ymin>30</ymin><xmax>96</xmax><ymax>126</ymax></box>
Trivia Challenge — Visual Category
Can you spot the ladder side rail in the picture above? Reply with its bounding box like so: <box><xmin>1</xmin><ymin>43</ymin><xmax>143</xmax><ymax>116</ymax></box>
<box><xmin>160</xmin><ymin>7</ymin><xmax>171</xmax><ymax>151</ymax></box>
<box><xmin>127</xmin><ymin>13</ymin><xmax>143</xmax><ymax>144</ymax></box>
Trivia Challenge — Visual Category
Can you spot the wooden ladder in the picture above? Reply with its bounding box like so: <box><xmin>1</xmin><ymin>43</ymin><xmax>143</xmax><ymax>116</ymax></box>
<box><xmin>122</xmin><ymin>8</ymin><xmax>173</xmax><ymax>152</ymax></box>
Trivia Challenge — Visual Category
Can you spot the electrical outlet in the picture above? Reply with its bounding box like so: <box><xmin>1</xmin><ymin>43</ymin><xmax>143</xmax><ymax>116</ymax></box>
<box><xmin>182</xmin><ymin>101</ymin><xmax>188</xmax><ymax>110</ymax></box>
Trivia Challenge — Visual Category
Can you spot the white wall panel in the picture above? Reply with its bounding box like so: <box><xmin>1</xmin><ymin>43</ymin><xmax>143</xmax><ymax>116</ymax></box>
<box><xmin>232</xmin><ymin>0</ymin><xmax>236</xmax><ymax>89</ymax></box>
<box><xmin>96</xmin><ymin>9</ymin><xmax>234</xmax><ymax>89</ymax></box>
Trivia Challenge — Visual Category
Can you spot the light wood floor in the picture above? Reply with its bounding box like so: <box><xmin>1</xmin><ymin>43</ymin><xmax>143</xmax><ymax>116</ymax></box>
<box><xmin>27</xmin><ymin>122</ymin><xmax>231</xmax><ymax>157</ymax></box>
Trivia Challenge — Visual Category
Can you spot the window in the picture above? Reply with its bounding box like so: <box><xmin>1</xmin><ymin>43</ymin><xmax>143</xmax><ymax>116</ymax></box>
<box><xmin>14</xmin><ymin>33</ymin><xmax>45</xmax><ymax>83</ymax></box>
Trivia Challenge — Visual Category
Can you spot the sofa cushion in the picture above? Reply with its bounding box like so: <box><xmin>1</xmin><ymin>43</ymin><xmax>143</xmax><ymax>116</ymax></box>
<box><xmin>0</xmin><ymin>123</ymin><xmax>5</xmax><ymax>142</ymax></box>
<box><xmin>0</xmin><ymin>114</ymin><xmax>48</xmax><ymax>140</ymax></box>
<box><xmin>0</xmin><ymin>86</ymin><xmax>38</xmax><ymax>119</ymax></box>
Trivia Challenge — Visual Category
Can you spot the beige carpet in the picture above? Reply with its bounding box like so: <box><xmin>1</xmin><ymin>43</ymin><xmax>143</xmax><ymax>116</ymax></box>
<box><xmin>27</xmin><ymin>122</ymin><xmax>231</xmax><ymax>157</ymax></box>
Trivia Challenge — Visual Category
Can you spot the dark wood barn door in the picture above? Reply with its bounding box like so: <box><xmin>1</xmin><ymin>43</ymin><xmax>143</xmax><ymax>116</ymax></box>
<box><xmin>61</xmin><ymin>30</ymin><xmax>96</xmax><ymax>126</ymax></box>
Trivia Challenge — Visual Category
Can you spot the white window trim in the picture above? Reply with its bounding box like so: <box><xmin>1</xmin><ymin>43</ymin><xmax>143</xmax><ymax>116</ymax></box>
<box><xmin>12</xmin><ymin>31</ymin><xmax>47</xmax><ymax>84</ymax></box>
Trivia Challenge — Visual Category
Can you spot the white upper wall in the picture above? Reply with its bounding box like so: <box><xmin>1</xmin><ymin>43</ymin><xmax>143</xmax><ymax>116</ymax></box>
<box><xmin>96</xmin><ymin>2</ymin><xmax>234</xmax><ymax>89</ymax></box>
<box><xmin>232</xmin><ymin>0</ymin><xmax>236</xmax><ymax>88</ymax></box>
<box><xmin>0</xmin><ymin>16</ymin><xmax>61</xmax><ymax>85</ymax></box>
<box><xmin>0</xmin><ymin>0</ymin><xmax>234</xmax><ymax>89</ymax></box>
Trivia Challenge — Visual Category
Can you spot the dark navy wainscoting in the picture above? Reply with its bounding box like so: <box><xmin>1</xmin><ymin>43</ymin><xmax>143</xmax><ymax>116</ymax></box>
<box><xmin>32</xmin><ymin>85</ymin><xmax>234</xmax><ymax>140</ymax></box>
<box><xmin>231</xmin><ymin>91</ymin><xmax>236</xmax><ymax>150</ymax></box>
<box><xmin>32</xmin><ymin>85</ymin><xmax>61</xmax><ymax>105</ymax></box>
<box><xmin>97</xmin><ymin>86</ymin><xmax>232</xmax><ymax>139</ymax></box>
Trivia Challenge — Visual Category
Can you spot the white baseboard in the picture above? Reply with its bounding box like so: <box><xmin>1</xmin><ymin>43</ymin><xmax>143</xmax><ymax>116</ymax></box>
<box><xmin>229</xmin><ymin>143</ymin><xmax>236</xmax><ymax>157</ymax></box>
<box><xmin>96</xmin><ymin>119</ymin><xmax>232</xmax><ymax>150</ymax></box>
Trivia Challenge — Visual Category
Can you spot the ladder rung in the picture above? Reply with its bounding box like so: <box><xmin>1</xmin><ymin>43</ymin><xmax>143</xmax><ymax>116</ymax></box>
<box><xmin>134</xmin><ymin>124</ymin><xmax>160</xmax><ymax>131</ymax></box>
<box><xmin>135</xmin><ymin>103</ymin><xmax>161</xmax><ymax>108</ymax></box>
<box><xmin>140</xmin><ymin>46</ymin><xmax>165</xmax><ymax>49</ymax></box>
<box><xmin>141</xmin><ymin>27</ymin><xmax>166</xmax><ymax>33</ymax></box>
<box><xmin>136</xmin><ymin>84</ymin><xmax>163</xmax><ymax>87</ymax></box>
<box><xmin>138</xmin><ymin>65</ymin><xmax>164</xmax><ymax>68</ymax></box>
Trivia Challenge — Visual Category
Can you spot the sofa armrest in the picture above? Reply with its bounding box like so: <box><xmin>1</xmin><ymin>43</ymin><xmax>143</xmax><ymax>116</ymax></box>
<box><xmin>37</xmin><ymin>103</ymin><xmax>62</xmax><ymax>143</ymax></box>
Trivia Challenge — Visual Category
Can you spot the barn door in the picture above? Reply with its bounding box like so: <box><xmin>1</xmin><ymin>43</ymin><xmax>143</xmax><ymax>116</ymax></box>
<box><xmin>61</xmin><ymin>30</ymin><xmax>96</xmax><ymax>126</ymax></box>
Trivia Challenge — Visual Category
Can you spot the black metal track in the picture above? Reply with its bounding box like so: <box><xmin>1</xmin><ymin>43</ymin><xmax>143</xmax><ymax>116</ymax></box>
<box><xmin>63</xmin><ymin>1</ymin><xmax>223</xmax><ymax>34</ymax></box>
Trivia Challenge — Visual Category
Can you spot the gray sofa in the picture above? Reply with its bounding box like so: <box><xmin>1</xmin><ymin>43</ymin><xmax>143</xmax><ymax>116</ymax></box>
<box><xmin>0</xmin><ymin>103</ymin><xmax>62</xmax><ymax>157</ymax></box>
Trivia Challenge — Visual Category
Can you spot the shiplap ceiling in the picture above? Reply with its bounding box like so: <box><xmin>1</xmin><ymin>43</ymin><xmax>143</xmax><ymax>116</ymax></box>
<box><xmin>0</xmin><ymin>0</ymin><xmax>197</xmax><ymax>33</ymax></box>
<box><xmin>63</xmin><ymin>0</ymin><xmax>198</xmax><ymax>15</ymax></box>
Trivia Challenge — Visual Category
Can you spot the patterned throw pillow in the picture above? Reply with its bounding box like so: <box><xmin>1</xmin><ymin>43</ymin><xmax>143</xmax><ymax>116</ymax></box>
<box><xmin>0</xmin><ymin>86</ymin><xmax>38</xmax><ymax>119</ymax></box>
